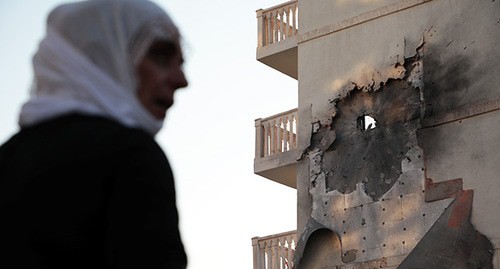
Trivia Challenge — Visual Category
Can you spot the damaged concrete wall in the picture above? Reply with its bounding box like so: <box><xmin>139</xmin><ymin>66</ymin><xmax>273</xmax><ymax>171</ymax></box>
<box><xmin>418</xmin><ymin>111</ymin><xmax>500</xmax><ymax>260</ymax></box>
<box><xmin>295</xmin><ymin>0</ymin><xmax>500</xmax><ymax>267</ymax></box>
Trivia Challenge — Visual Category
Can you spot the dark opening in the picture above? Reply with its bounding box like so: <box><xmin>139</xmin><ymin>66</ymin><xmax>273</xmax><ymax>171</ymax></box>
<box><xmin>358</xmin><ymin>115</ymin><xmax>377</xmax><ymax>131</ymax></box>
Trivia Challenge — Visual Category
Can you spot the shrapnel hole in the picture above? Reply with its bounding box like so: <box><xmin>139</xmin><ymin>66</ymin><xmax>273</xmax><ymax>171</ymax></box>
<box><xmin>358</xmin><ymin>115</ymin><xmax>377</xmax><ymax>131</ymax></box>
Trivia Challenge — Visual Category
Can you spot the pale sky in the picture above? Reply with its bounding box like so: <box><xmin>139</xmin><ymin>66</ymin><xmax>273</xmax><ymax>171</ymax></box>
<box><xmin>0</xmin><ymin>1</ymin><xmax>297</xmax><ymax>268</ymax></box>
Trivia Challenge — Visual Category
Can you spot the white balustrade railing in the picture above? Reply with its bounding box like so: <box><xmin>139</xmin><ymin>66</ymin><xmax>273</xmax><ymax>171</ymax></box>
<box><xmin>256</xmin><ymin>0</ymin><xmax>298</xmax><ymax>47</ymax></box>
<box><xmin>255</xmin><ymin>108</ymin><xmax>298</xmax><ymax>159</ymax></box>
<box><xmin>252</xmin><ymin>231</ymin><xmax>297</xmax><ymax>269</ymax></box>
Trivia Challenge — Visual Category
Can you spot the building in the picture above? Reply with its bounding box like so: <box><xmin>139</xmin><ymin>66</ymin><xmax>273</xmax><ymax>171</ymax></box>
<box><xmin>251</xmin><ymin>0</ymin><xmax>500</xmax><ymax>268</ymax></box>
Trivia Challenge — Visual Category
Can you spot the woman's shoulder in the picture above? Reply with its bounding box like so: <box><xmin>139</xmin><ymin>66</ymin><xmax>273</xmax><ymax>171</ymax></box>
<box><xmin>0</xmin><ymin>114</ymin><xmax>171</xmax><ymax>184</ymax></box>
<box><xmin>18</xmin><ymin>113</ymin><xmax>163</xmax><ymax>157</ymax></box>
<box><xmin>29</xmin><ymin>113</ymin><xmax>151</xmax><ymax>136</ymax></box>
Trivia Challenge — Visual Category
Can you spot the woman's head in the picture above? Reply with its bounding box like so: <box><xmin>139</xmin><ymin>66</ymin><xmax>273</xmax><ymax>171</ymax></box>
<box><xmin>136</xmin><ymin>39</ymin><xmax>188</xmax><ymax>120</ymax></box>
<box><xmin>47</xmin><ymin>0</ymin><xmax>186</xmax><ymax>90</ymax></box>
<box><xmin>20</xmin><ymin>0</ymin><xmax>187</xmax><ymax>134</ymax></box>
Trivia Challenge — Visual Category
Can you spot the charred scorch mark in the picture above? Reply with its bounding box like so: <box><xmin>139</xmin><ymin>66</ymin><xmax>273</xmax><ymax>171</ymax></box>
<box><xmin>310</xmin><ymin>59</ymin><xmax>422</xmax><ymax>201</ymax></box>
<box><xmin>423</xmin><ymin>45</ymin><xmax>473</xmax><ymax>117</ymax></box>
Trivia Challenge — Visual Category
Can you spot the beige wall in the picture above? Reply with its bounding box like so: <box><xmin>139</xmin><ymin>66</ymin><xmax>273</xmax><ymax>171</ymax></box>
<box><xmin>419</xmin><ymin>111</ymin><xmax>500</xmax><ymax>239</ymax></box>
<box><xmin>298</xmin><ymin>0</ymin><xmax>402</xmax><ymax>33</ymax></box>
<box><xmin>295</xmin><ymin>0</ymin><xmax>500</xmax><ymax>266</ymax></box>
<box><xmin>298</xmin><ymin>0</ymin><xmax>500</xmax><ymax>125</ymax></box>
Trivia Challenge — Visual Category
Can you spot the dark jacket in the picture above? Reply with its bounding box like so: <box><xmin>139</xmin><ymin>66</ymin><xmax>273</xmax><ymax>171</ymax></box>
<box><xmin>0</xmin><ymin>114</ymin><xmax>186</xmax><ymax>269</ymax></box>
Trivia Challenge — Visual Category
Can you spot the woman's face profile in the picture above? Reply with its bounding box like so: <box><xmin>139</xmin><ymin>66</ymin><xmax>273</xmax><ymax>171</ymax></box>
<box><xmin>136</xmin><ymin>39</ymin><xmax>188</xmax><ymax>120</ymax></box>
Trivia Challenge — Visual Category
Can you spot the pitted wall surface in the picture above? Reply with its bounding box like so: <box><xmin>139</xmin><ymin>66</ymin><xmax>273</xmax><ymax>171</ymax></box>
<box><xmin>293</xmin><ymin>0</ymin><xmax>500</xmax><ymax>267</ymax></box>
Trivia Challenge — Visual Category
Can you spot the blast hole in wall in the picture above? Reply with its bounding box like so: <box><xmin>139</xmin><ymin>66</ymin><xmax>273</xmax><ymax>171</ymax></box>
<box><xmin>358</xmin><ymin>115</ymin><xmax>377</xmax><ymax>131</ymax></box>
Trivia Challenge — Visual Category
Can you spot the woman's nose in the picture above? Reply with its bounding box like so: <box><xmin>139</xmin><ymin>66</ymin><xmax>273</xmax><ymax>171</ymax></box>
<box><xmin>172</xmin><ymin>67</ymin><xmax>188</xmax><ymax>89</ymax></box>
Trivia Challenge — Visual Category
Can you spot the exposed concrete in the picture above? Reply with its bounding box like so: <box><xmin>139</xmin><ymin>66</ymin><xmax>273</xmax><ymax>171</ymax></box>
<box><xmin>303</xmin><ymin>52</ymin><xmax>422</xmax><ymax>198</ymax></box>
<box><xmin>399</xmin><ymin>191</ymin><xmax>494</xmax><ymax>269</ymax></box>
<box><xmin>295</xmin><ymin>22</ymin><xmax>498</xmax><ymax>269</ymax></box>
<box><xmin>320</xmin><ymin>68</ymin><xmax>421</xmax><ymax>201</ymax></box>
<box><xmin>295</xmin><ymin>48</ymin><xmax>497</xmax><ymax>266</ymax></box>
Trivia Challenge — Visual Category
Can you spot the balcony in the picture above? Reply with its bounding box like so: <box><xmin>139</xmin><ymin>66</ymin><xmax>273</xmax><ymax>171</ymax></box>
<box><xmin>254</xmin><ymin>108</ymin><xmax>298</xmax><ymax>188</ymax></box>
<box><xmin>256</xmin><ymin>0</ymin><xmax>298</xmax><ymax>79</ymax></box>
<box><xmin>252</xmin><ymin>230</ymin><xmax>297</xmax><ymax>269</ymax></box>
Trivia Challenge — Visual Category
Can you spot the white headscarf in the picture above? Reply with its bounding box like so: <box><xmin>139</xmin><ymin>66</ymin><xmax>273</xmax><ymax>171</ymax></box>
<box><xmin>19</xmin><ymin>0</ymin><xmax>180</xmax><ymax>135</ymax></box>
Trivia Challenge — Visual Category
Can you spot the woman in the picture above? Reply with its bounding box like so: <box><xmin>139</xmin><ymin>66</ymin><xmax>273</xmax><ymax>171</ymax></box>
<box><xmin>0</xmin><ymin>0</ymin><xmax>188</xmax><ymax>268</ymax></box>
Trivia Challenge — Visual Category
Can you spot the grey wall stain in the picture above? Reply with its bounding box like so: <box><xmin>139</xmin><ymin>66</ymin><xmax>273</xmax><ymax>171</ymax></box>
<box><xmin>423</xmin><ymin>45</ymin><xmax>473</xmax><ymax>117</ymax></box>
